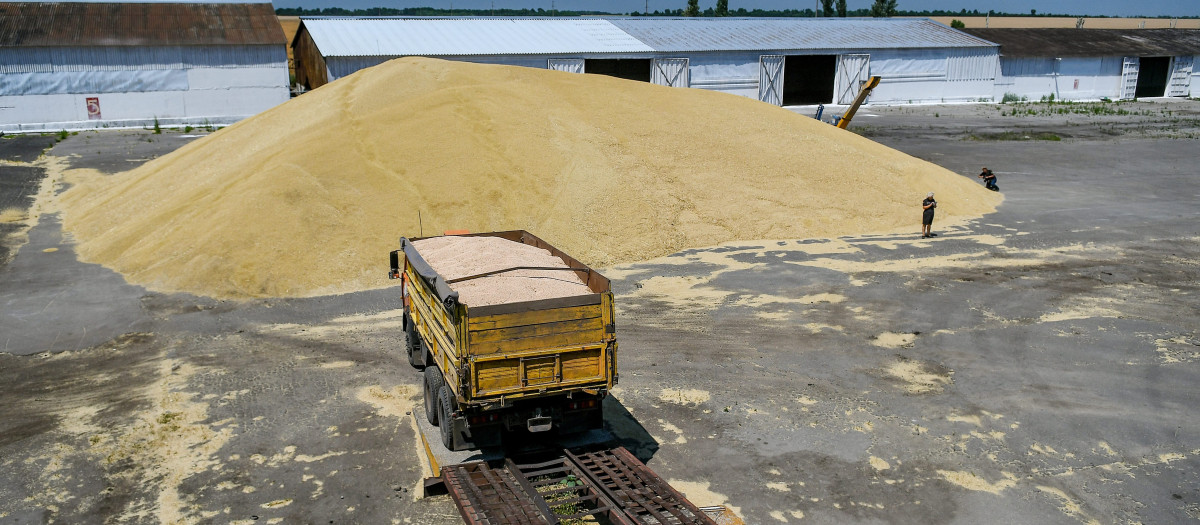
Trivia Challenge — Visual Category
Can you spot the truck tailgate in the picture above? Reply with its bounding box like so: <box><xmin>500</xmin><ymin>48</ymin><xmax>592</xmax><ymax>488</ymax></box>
<box><xmin>468</xmin><ymin>294</ymin><xmax>614</xmax><ymax>398</ymax></box>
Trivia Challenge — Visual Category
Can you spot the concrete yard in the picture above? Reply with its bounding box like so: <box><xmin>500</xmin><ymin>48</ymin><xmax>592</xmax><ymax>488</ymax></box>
<box><xmin>1</xmin><ymin>99</ymin><xmax>1198</xmax><ymax>524</ymax></box>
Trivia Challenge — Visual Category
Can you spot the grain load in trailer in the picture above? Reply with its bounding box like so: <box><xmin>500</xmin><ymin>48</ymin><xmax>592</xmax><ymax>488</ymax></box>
<box><xmin>392</xmin><ymin>231</ymin><xmax>617</xmax><ymax>451</ymax></box>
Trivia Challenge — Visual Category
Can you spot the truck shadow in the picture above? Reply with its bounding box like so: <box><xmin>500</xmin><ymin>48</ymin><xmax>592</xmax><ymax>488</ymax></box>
<box><xmin>601</xmin><ymin>396</ymin><xmax>659</xmax><ymax>462</ymax></box>
<box><xmin>484</xmin><ymin>396</ymin><xmax>659</xmax><ymax>463</ymax></box>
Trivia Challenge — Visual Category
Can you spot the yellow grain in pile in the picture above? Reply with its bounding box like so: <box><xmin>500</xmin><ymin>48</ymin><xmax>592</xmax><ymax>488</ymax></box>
<box><xmin>59</xmin><ymin>57</ymin><xmax>1000</xmax><ymax>299</ymax></box>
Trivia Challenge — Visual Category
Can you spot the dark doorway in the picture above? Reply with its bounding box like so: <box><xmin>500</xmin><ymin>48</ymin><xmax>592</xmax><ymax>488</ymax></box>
<box><xmin>1135</xmin><ymin>56</ymin><xmax>1170</xmax><ymax>98</ymax></box>
<box><xmin>584</xmin><ymin>59</ymin><xmax>652</xmax><ymax>83</ymax></box>
<box><xmin>783</xmin><ymin>55</ymin><xmax>836</xmax><ymax>105</ymax></box>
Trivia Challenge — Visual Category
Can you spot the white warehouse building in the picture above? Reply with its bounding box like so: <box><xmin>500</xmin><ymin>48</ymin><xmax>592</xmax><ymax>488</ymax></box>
<box><xmin>292</xmin><ymin>17</ymin><xmax>1001</xmax><ymax>107</ymax></box>
<box><xmin>0</xmin><ymin>1</ymin><xmax>291</xmax><ymax>132</ymax></box>
<box><xmin>963</xmin><ymin>28</ymin><xmax>1199</xmax><ymax>101</ymax></box>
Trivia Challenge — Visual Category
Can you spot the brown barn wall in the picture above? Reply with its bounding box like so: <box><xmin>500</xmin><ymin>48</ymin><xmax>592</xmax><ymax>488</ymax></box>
<box><xmin>292</xmin><ymin>25</ymin><xmax>328</xmax><ymax>90</ymax></box>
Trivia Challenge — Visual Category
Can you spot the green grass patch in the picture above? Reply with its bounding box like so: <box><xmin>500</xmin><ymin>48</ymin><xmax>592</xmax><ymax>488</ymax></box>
<box><xmin>967</xmin><ymin>131</ymin><xmax>1061</xmax><ymax>141</ymax></box>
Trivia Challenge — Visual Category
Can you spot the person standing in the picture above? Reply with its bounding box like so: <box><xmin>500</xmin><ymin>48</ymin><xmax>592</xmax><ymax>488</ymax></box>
<box><xmin>921</xmin><ymin>192</ymin><xmax>937</xmax><ymax>238</ymax></box>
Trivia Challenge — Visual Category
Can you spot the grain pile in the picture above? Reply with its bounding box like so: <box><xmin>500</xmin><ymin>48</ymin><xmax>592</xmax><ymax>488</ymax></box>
<box><xmin>411</xmin><ymin>236</ymin><xmax>591</xmax><ymax>307</ymax></box>
<box><xmin>59</xmin><ymin>57</ymin><xmax>1001</xmax><ymax>299</ymax></box>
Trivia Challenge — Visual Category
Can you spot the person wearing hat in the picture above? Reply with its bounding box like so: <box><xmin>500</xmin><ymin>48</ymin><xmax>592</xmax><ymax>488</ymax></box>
<box><xmin>921</xmin><ymin>192</ymin><xmax>937</xmax><ymax>238</ymax></box>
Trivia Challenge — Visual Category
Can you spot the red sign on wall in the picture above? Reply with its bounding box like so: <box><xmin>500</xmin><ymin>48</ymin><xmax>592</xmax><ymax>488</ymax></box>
<box><xmin>86</xmin><ymin>97</ymin><xmax>101</xmax><ymax>120</ymax></box>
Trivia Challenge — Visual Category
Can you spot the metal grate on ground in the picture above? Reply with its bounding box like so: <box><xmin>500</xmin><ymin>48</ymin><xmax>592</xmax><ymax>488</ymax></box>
<box><xmin>440</xmin><ymin>447</ymin><xmax>720</xmax><ymax>525</ymax></box>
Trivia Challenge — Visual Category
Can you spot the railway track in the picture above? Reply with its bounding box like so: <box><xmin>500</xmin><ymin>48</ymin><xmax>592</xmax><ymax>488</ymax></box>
<box><xmin>436</xmin><ymin>446</ymin><xmax>722</xmax><ymax>525</ymax></box>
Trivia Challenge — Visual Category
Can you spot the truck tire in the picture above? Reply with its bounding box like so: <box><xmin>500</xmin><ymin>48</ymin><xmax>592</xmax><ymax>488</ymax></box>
<box><xmin>438</xmin><ymin>386</ymin><xmax>457</xmax><ymax>451</ymax></box>
<box><xmin>405</xmin><ymin>318</ymin><xmax>425</xmax><ymax>370</ymax></box>
<box><xmin>423</xmin><ymin>366</ymin><xmax>443</xmax><ymax>426</ymax></box>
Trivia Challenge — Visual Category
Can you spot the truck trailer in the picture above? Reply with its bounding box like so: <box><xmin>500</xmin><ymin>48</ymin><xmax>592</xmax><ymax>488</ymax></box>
<box><xmin>389</xmin><ymin>231</ymin><xmax>617</xmax><ymax>451</ymax></box>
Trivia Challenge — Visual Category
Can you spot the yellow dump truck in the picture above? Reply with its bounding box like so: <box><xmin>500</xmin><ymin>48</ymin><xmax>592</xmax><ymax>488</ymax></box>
<box><xmin>389</xmin><ymin>231</ymin><xmax>617</xmax><ymax>451</ymax></box>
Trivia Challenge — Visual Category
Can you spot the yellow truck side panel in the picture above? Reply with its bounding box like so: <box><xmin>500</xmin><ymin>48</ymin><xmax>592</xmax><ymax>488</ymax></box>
<box><xmin>405</xmin><ymin>265</ymin><xmax>458</xmax><ymax>360</ymax></box>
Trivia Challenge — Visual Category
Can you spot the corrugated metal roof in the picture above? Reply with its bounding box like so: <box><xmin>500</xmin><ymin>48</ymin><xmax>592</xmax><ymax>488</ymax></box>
<box><xmin>298</xmin><ymin>17</ymin><xmax>997</xmax><ymax>58</ymax></box>
<box><xmin>962</xmin><ymin>29</ymin><xmax>1200</xmax><ymax>58</ymax></box>
<box><xmin>0</xmin><ymin>2</ymin><xmax>286</xmax><ymax>47</ymax></box>
<box><xmin>301</xmin><ymin>18</ymin><xmax>654</xmax><ymax>57</ymax></box>
<box><xmin>606</xmin><ymin>17</ymin><xmax>997</xmax><ymax>52</ymax></box>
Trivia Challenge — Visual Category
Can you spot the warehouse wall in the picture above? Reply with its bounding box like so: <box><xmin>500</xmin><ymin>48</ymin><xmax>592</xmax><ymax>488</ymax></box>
<box><xmin>687</xmin><ymin>48</ymin><xmax>998</xmax><ymax>105</ymax></box>
<box><xmin>993</xmin><ymin>57</ymin><xmax>1124</xmax><ymax>102</ymax></box>
<box><xmin>317</xmin><ymin>47</ymin><xmax>1001</xmax><ymax>107</ymax></box>
<box><xmin>687</xmin><ymin>52</ymin><xmax>768</xmax><ymax>99</ymax></box>
<box><xmin>292</xmin><ymin>27</ymin><xmax>330</xmax><ymax>90</ymax></box>
<box><xmin>326</xmin><ymin>55</ymin><xmax>574</xmax><ymax>83</ymax></box>
<box><xmin>868</xmin><ymin>48</ymin><xmax>998</xmax><ymax>104</ymax></box>
<box><xmin>1190</xmin><ymin>55</ymin><xmax>1198</xmax><ymax>97</ymax></box>
<box><xmin>0</xmin><ymin>45</ymin><xmax>289</xmax><ymax>132</ymax></box>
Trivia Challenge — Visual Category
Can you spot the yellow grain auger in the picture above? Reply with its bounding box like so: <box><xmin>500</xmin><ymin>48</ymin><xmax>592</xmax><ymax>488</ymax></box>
<box><xmin>836</xmin><ymin>76</ymin><xmax>882</xmax><ymax>129</ymax></box>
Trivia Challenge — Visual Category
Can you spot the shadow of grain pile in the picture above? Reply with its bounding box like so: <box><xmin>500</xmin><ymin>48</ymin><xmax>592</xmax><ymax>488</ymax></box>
<box><xmin>59</xmin><ymin>57</ymin><xmax>1000</xmax><ymax>299</ymax></box>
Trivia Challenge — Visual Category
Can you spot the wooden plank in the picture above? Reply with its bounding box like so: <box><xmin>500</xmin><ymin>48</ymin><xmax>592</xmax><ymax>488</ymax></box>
<box><xmin>474</xmin><ymin>376</ymin><xmax>609</xmax><ymax>398</ymax></box>
<box><xmin>471</xmin><ymin>329</ymin><xmax>602</xmax><ymax>355</ymax></box>
<box><xmin>524</xmin><ymin>356</ymin><xmax>557</xmax><ymax>385</ymax></box>
<box><xmin>470</xmin><ymin>343</ymin><xmax>604</xmax><ymax>363</ymax></box>
<box><xmin>469</xmin><ymin>294</ymin><xmax>601</xmax><ymax>318</ymax></box>
<box><xmin>469</xmin><ymin>316</ymin><xmax>604</xmax><ymax>345</ymax></box>
<box><xmin>476</xmin><ymin>360</ymin><xmax>521</xmax><ymax>393</ymax></box>
<box><xmin>561</xmin><ymin>350</ymin><xmax>603</xmax><ymax>382</ymax></box>
<box><xmin>469</xmin><ymin>304</ymin><xmax>603</xmax><ymax>332</ymax></box>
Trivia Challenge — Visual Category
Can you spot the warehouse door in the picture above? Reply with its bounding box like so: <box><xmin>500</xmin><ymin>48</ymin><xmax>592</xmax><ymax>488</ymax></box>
<box><xmin>584</xmin><ymin>59</ymin><xmax>652</xmax><ymax>83</ymax></box>
<box><xmin>1135</xmin><ymin>56</ymin><xmax>1171</xmax><ymax>97</ymax></box>
<box><xmin>651</xmin><ymin>58</ymin><xmax>690</xmax><ymax>87</ymax></box>
<box><xmin>1120</xmin><ymin>56</ymin><xmax>1140</xmax><ymax>100</ymax></box>
<box><xmin>759</xmin><ymin>55</ymin><xmax>785</xmax><ymax>105</ymax></box>
<box><xmin>835</xmin><ymin>54</ymin><xmax>871</xmax><ymax>104</ymax></box>
<box><xmin>1166</xmin><ymin>55</ymin><xmax>1193</xmax><ymax>97</ymax></box>
<box><xmin>783</xmin><ymin>55</ymin><xmax>836</xmax><ymax>105</ymax></box>
<box><xmin>547</xmin><ymin>58</ymin><xmax>584</xmax><ymax>74</ymax></box>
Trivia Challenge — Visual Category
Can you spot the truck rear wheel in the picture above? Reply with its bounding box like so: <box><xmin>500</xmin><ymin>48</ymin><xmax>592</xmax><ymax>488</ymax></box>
<box><xmin>423</xmin><ymin>366</ymin><xmax>443</xmax><ymax>426</ymax></box>
<box><xmin>438</xmin><ymin>386</ymin><xmax>457</xmax><ymax>450</ymax></box>
<box><xmin>405</xmin><ymin>316</ymin><xmax>425</xmax><ymax>369</ymax></box>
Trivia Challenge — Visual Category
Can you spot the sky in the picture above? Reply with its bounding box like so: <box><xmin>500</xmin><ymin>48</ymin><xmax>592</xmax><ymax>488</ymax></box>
<box><xmin>271</xmin><ymin>0</ymin><xmax>1200</xmax><ymax>18</ymax></box>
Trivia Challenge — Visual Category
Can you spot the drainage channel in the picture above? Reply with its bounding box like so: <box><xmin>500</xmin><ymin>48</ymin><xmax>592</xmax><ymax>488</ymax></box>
<box><xmin>429</xmin><ymin>446</ymin><xmax>724</xmax><ymax>525</ymax></box>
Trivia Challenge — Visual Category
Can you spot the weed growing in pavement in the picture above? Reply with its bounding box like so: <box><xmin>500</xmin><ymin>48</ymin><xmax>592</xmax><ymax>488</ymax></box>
<box><xmin>156</xmin><ymin>411</ymin><xmax>181</xmax><ymax>432</ymax></box>
<box><xmin>184</xmin><ymin>125</ymin><xmax>194</xmax><ymax>133</ymax></box>
<box><xmin>1001</xmin><ymin>92</ymin><xmax>1027</xmax><ymax>103</ymax></box>
<box><xmin>153</xmin><ymin>117</ymin><xmax>162</xmax><ymax>134</ymax></box>
<box><xmin>966</xmin><ymin>131</ymin><xmax>1061</xmax><ymax>141</ymax></box>
<box><xmin>849</xmin><ymin>125</ymin><xmax>877</xmax><ymax>137</ymax></box>
<box><xmin>995</xmin><ymin>99</ymin><xmax>1165</xmax><ymax>118</ymax></box>
<box><xmin>56</xmin><ymin>129</ymin><xmax>68</xmax><ymax>141</ymax></box>
<box><xmin>535</xmin><ymin>476</ymin><xmax>587</xmax><ymax>524</ymax></box>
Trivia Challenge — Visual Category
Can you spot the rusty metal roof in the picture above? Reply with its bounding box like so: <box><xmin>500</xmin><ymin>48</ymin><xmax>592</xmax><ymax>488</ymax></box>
<box><xmin>0</xmin><ymin>2</ymin><xmax>286</xmax><ymax>47</ymax></box>
<box><xmin>961</xmin><ymin>28</ymin><xmax>1200</xmax><ymax>57</ymax></box>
